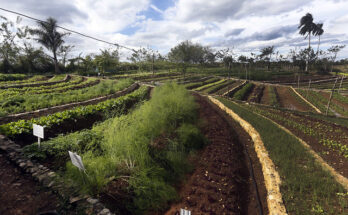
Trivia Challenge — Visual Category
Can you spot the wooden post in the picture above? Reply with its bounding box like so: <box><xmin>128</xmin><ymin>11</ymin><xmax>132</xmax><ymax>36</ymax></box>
<box><xmin>228</xmin><ymin>62</ymin><xmax>231</xmax><ymax>80</ymax></box>
<box><xmin>337</xmin><ymin>76</ymin><xmax>344</xmax><ymax>93</ymax></box>
<box><xmin>325</xmin><ymin>77</ymin><xmax>339</xmax><ymax>116</ymax></box>
<box><xmin>297</xmin><ymin>74</ymin><xmax>300</xmax><ymax>89</ymax></box>
<box><xmin>306</xmin><ymin>79</ymin><xmax>311</xmax><ymax>98</ymax></box>
<box><xmin>152</xmin><ymin>53</ymin><xmax>154</xmax><ymax>76</ymax></box>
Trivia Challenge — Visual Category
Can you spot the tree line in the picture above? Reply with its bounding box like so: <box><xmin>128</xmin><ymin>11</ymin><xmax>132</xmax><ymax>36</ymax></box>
<box><xmin>0</xmin><ymin>14</ymin><xmax>346</xmax><ymax>76</ymax></box>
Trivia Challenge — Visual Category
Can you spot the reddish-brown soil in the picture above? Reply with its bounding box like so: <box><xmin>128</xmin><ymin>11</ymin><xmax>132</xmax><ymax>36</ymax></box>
<box><xmin>247</xmin><ymin>85</ymin><xmax>265</xmax><ymax>103</ymax></box>
<box><xmin>275</xmin><ymin>86</ymin><xmax>313</xmax><ymax>111</ymax></box>
<box><xmin>164</xmin><ymin>94</ymin><xmax>268</xmax><ymax>215</ymax></box>
<box><xmin>0</xmin><ymin>153</ymin><xmax>59</xmax><ymax>215</ymax></box>
<box><xmin>255</xmin><ymin>106</ymin><xmax>348</xmax><ymax>178</ymax></box>
<box><xmin>260</xmin><ymin>86</ymin><xmax>270</xmax><ymax>105</ymax></box>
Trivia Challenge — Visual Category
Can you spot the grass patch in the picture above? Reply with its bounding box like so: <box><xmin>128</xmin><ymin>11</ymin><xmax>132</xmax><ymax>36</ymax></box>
<box><xmin>216</xmin><ymin>97</ymin><xmax>347</xmax><ymax>215</ymax></box>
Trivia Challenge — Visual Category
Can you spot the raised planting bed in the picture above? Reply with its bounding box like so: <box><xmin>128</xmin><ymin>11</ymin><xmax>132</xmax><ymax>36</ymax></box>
<box><xmin>216</xmin><ymin>98</ymin><xmax>348</xmax><ymax>214</ymax></box>
<box><xmin>192</xmin><ymin>79</ymin><xmax>225</xmax><ymax>91</ymax></box>
<box><xmin>214</xmin><ymin>80</ymin><xmax>242</xmax><ymax>95</ymax></box>
<box><xmin>0</xmin><ymin>85</ymin><xmax>150</xmax><ymax>143</ymax></box>
<box><xmin>275</xmin><ymin>86</ymin><xmax>315</xmax><ymax>112</ymax></box>
<box><xmin>183</xmin><ymin>77</ymin><xmax>220</xmax><ymax>89</ymax></box>
<box><xmin>201</xmin><ymin>79</ymin><xmax>235</xmax><ymax>94</ymax></box>
<box><xmin>0</xmin><ymin>75</ymin><xmax>50</xmax><ymax>86</ymax></box>
<box><xmin>0</xmin><ymin>74</ymin><xmax>69</xmax><ymax>89</ymax></box>
<box><xmin>0</xmin><ymin>76</ymin><xmax>89</xmax><ymax>98</ymax></box>
<box><xmin>247</xmin><ymin>84</ymin><xmax>265</xmax><ymax>103</ymax></box>
<box><xmin>231</xmin><ymin>82</ymin><xmax>254</xmax><ymax>100</ymax></box>
<box><xmin>0</xmin><ymin>79</ymin><xmax>134</xmax><ymax>117</ymax></box>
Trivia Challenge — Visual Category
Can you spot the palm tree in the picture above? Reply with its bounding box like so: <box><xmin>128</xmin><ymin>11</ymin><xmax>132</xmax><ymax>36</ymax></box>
<box><xmin>313</xmin><ymin>23</ymin><xmax>324</xmax><ymax>59</ymax></box>
<box><xmin>298</xmin><ymin>13</ymin><xmax>316</xmax><ymax>72</ymax></box>
<box><xmin>30</xmin><ymin>17</ymin><xmax>67</xmax><ymax>73</ymax></box>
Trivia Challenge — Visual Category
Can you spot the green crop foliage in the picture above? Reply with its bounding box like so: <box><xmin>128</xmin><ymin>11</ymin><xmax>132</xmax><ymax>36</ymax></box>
<box><xmin>233</xmin><ymin>82</ymin><xmax>254</xmax><ymax>100</ymax></box>
<box><xmin>57</xmin><ymin>82</ymin><xmax>206</xmax><ymax>214</ymax></box>
<box><xmin>0</xmin><ymin>79</ymin><xmax>134</xmax><ymax>116</ymax></box>
<box><xmin>217</xmin><ymin>98</ymin><xmax>347</xmax><ymax>214</ymax></box>
<box><xmin>193</xmin><ymin>79</ymin><xmax>225</xmax><ymax>91</ymax></box>
<box><xmin>0</xmin><ymin>85</ymin><xmax>149</xmax><ymax>138</ymax></box>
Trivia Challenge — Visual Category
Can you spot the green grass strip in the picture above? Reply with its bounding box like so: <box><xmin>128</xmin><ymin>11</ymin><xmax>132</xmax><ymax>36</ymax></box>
<box><xmin>216</xmin><ymin>97</ymin><xmax>347</xmax><ymax>215</ymax></box>
<box><xmin>193</xmin><ymin>79</ymin><xmax>225</xmax><ymax>91</ymax></box>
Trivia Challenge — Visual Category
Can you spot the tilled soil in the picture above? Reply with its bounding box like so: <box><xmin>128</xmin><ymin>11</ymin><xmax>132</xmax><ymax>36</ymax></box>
<box><xmin>247</xmin><ymin>85</ymin><xmax>265</xmax><ymax>103</ymax></box>
<box><xmin>260</xmin><ymin>86</ymin><xmax>270</xmax><ymax>105</ymax></box>
<box><xmin>276</xmin><ymin>86</ymin><xmax>313</xmax><ymax>111</ymax></box>
<box><xmin>164</xmin><ymin>94</ymin><xmax>267</xmax><ymax>215</ymax></box>
<box><xmin>0</xmin><ymin>153</ymin><xmax>59</xmax><ymax>215</ymax></box>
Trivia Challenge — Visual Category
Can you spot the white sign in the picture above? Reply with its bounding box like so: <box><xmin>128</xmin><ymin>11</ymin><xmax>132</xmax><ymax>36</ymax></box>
<box><xmin>180</xmin><ymin>209</ymin><xmax>191</xmax><ymax>215</ymax></box>
<box><xmin>68</xmin><ymin>151</ymin><xmax>85</xmax><ymax>171</ymax></box>
<box><xmin>33</xmin><ymin>124</ymin><xmax>44</xmax><ymax>139</ymax></box>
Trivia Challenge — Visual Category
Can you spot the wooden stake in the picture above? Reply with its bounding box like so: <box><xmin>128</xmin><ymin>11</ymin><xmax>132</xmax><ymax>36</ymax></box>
<box><xmin>325</xmin><ymin>77</ymin><xmax>339</xmax><ymax>116</ymax></box>
<box><xmin>306</xmin><ymin>79</ymin><xmax>311</xmax><ymax>98</ymax></box>
<box><xmin>337</xmin><ymin>76</ymin><xmax>344</xmax><ymax>94</ymax></box>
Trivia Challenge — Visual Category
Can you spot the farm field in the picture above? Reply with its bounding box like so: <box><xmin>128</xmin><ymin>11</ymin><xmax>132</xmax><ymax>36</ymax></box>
<box><xmin>0</xmin><ymin>73</ymin><xmax>348</xmax><ymax>215</ymax></box>
<box><xmin>2</xmin><ymin>2</ymin><xmax>348</xmax><ymax>214</ymax></box>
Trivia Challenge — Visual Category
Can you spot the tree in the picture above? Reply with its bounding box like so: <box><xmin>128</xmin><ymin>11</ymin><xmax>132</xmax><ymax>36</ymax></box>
<box><xmin>259</xmin><ymin>46</ymin><xmax>275</xmax><ymax>70</ymax></box>
<box><xmin>313</xmin><ymin>23</ymin><xmax>324</xmax><ymax>59</ymax></box>
<box><xmin>298</xmin><ymin>13</ymin><xmax>316</xmax><ymax>72</ymax></box>
<box><xmin>168</xmin><ymin>41</ymin><xmax>207</xmax><ymax>78</ymax></box>
<box><xmin>238</xmin><ymin>55</ymin><xmax>248</xmax><ymax>79</ymax></box>
<box><xmin>328</xmin><ymin>45</ymin><xmax>346</xmax><ymax>75</ymax></box>
<box><xmin>58</xmin><ymin>45</ymin><xmax>74</xmax><ymax>68</ymax></box>
<box><xmin>30</xmin><ymin>17</ymin><xmax>68</xmax><ymax>73</ymax></box>
<box><xmin>0</xmin><ymin>16</ymin><xmax>26</xmax><ymax>73</ymax></box>
<box><xmin>217</xmin><ymin>48</ymin><xmax>233</xmax><ymax>79</ymax></box>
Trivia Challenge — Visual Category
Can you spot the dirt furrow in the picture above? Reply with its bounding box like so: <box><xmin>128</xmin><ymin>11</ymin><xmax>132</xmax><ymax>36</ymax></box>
<box><xmin>164</xmin><ymin>94</ymin><xmax>267</xmax><ymax>215</ymax></box>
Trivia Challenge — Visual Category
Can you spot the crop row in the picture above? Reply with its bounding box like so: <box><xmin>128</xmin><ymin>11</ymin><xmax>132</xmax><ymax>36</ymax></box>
<box><xmin>193</xmin><ymin>79</ymin><xmax>225</xmax><ymax>91</ymax></box>
<box><xmin>297</xmin><ymin>89</ymin><xmax>348</xmax><ymax>116</ymax></box>
<box><xmin>0</xmin><ymin>76</ymin><xmax>87</xmax><ymax>98</ymax></box>
<box><xmin>183</xmin><ymin>77</ymin><xmax>220</xmax><ymax>89</ymax></box>
<box><xmin>0</xmin><ymin>85</ymin><xmax>149</xmax><ymax>139</ymax></box>
<box><xmin>248</xmin><ymin>105</ymin><xmax>348</xmax><ymax>158</ymax></box>
<box><xmin>203</xmin><ymin>80</ymin><xmax>236</xmax><ymax>94</ymax></box>
<box><xmin>0</xmin><ymin>75</ymin><xmax>66</xmax><ymax>87</ymax></box>
<box><xmin>0</xmin><ymin>79</ymin><xmax>134</xmax><ymax>117</ymax></box>
<box><xmin>0</xmin><ymin>73</ymin><xmax>28</xmax><ymax>82</ymax></box>
<box><xmin>0</xmin><ymin>74</ymin><xmax>48</xmax><ymax>85</ymax></box>
<box><xmin>232</xmin><ymin>82</ymin><xmax>254</xmax><ymax>100</ymax></box>
<box><xmin>216</xmin><ymin>97</ymin><xmax>347</xmax><ymax>215</ymax></box>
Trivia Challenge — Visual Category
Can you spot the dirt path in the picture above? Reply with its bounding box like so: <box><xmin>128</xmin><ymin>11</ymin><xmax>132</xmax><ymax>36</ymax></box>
<box><xmin>276</xmin><ymin>86</ymin><xmax>313</xmax><ymax>111</ymax></box>
<box><xmin>0</xmin><ymin>153</ymin><xmax>59</xmax><ymax>215</ymax></box>
<box><xmin>164</xmin><ymin>94</ymin><xmax>267</xmax><ymax>215</ymax></box>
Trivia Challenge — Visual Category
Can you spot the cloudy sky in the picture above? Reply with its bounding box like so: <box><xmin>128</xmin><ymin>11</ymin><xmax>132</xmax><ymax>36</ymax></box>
<box><xmin>1</xmin><ymin>0</ymin><xmax>348</xmax><ymax>59</ymax></box>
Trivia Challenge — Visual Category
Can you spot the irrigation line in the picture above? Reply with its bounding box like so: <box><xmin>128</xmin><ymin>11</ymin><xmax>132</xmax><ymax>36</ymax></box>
<box><xmin>209</xmin><ymin>96</ymin><xmax>288</xmax><ymax>215</ymax></box>
<box><xmin>204</xmin><ymin>94</ymin><xmax>263</xmax><ymax>215</ymax></box>
<box><xmin>0</xmin><ymin>7</ymin><xmax>136</xmax><ymax>52</ymax></box>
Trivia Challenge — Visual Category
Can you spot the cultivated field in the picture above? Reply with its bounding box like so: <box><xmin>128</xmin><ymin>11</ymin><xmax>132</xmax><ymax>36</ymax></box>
<box><xmin>0</xmin><ymin>72</ymin><xmax>347</xmax><ymax>215</ymax></box>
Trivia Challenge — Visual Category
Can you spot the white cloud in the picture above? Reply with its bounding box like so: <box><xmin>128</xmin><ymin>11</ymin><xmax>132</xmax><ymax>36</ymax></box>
<box><xmin>0</xmin><ymin>0</ymin><xmax>347</xmax><ymax>59</ymax></box>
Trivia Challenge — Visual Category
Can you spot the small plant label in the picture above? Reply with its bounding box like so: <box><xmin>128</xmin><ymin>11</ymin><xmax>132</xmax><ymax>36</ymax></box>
<box><xmin>33</xmin><ymin>124</ymin><xmax>44</xmax><ymax>147</ymax></box>
<box><xmin>180</xmin><ymin>209</ymin><xmax>191</xmax><ymax>215</ymax></box>
<box><xmin>68</xmin><ymin>151</ymin><xmax>85</xmax><ymax>171</ymax></box>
